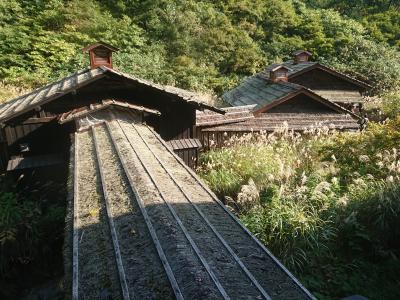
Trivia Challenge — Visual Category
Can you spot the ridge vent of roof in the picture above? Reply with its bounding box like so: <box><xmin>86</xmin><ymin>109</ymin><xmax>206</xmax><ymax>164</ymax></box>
<box><xmin>83</xmin><ymin>42</ymin><xmax>119</xmax><ymax>70</ymax></box>
<box><xmin>270</xmin><ymin>65</ymin><xmax>291</xmax><ymax>83</ymax></box>
<box><xmin>293</xmin><ymin>50</ymin><xmax>312</xmax><ymax>64</ymax></box>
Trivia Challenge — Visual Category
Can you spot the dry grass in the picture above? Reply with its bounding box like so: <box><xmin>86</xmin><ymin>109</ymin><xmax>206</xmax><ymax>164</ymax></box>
<box><xmin>198</xmin><ymin>118</ymin><xmax>400</xmax><ymax>298</ymax></box>
<box><xmin>0</xmin><ymin>81</ymin><xmax>30</xmax><ymax>103</ymax></box>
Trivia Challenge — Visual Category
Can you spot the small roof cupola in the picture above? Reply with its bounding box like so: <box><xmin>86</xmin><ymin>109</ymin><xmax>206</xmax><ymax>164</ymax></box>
<box><xmin>270</xmin><ymin>65</ymin><xmax>291</xmax><ymax>82</ymax></box>
<box><xmin>293</xmin><ymin>50</ymin><xmax>312</xmax><ymax>64</ymax></box>
<box><xmin>82</xmin><ymin>42</ymin><xmax>119</xmax><ymax>69</ymax></box>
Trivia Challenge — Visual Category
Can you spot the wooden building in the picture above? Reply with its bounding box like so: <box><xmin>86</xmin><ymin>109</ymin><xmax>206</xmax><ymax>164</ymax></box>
<box><xmin>0</xmin><ymin>42</ymin><xmax>222</xmax><ymax>172</ymax></box>
<box><xmin>197</xmin><ymin>63</ymin><xmax>362</xmax><ymax>148</ymax></box>
<box><xmin>259</xmin><ymin>50</ymin><xmax>371</xmax><ymax>112</ymax></box>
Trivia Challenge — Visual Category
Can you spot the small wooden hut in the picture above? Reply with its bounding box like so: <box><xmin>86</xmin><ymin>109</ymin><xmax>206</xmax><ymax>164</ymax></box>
<box><xmin>0</xmin><ymin>42</ymin><xmax>222</xmax><ymax>172</ymax></box>
<box><xmin>197</xmin><ymin>56</ymin><xmax>365</xmax><ymax>148</ymax></box>
<box><xmin>259</xmin><ymin>50</ymin><xmax>371</xmax><ymax>112</ymax></box>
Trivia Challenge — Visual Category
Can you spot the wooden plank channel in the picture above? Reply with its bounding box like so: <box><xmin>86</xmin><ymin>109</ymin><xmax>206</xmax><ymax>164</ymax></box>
<box><xmin>72</xmin><ymin>133</ymin><xmax>79</xmax><ymax>300</ymax></box>
<box><xmin>147</xmin><ymin>125</ymin><xmax>316</xmax><ymax>300</ymax></box>
<box><xmin>104</xmin><ymin>121</ymin><xmax>184</xmax><ymax>300</ymax></box>
<box><xmin>130</xmin><ymin>121</ymin><xmax>272</xmax><ymax>300</ymax></box>
<box><xmin>91</xmin><ymin>127</ymin><xmax>130</xmax><ymax>300</ymax></box>
<box><xmin>114</xmin><ymin>119</ymin><xmax>230</xmax><ymax>300</ymax></box>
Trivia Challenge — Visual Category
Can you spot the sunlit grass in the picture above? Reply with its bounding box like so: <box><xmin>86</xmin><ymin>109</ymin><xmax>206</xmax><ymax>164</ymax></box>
<box><xmin>198</xmin><ymin>119</ymin><xmax>400</xmax><ymax>298</ymax></box>
<box><xmin>0</xmin><ymin>81</ymin><xmax>29</xmax><ymax>103</ymax></box>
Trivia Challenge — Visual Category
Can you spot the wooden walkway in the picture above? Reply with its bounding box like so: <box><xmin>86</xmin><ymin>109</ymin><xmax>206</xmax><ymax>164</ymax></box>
<box><xmin>69</xmin><ymin>109</ymin><xmax>315</xmax><ymax>299</ymax></box>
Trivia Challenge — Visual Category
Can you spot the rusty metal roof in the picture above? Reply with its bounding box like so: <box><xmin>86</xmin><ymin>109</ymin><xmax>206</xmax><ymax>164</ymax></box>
<box><xmin>202</xmin><ymin>113</ymin><xmax>360</xmax><ymax>132</ymax></box>
<box><xmin>196</xmin><ymin>105</ymin><xmax>256</xmax><ymax>127</ymax></box>
<box><xmin>0</xmin><ymin>67</ymin><xmax>222</xmax><ymax>123</ymax></box>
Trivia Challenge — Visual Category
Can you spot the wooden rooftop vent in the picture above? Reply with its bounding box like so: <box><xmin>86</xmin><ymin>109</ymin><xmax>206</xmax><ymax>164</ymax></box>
<box><xmin>82</xmin><ymin>42</ymin><xmax>119</xmax><ymax>69</ymax></box>
<box><xmin>293</xmin><ymin>50</ymin><xmax>312</xmax><ymax>64</ymax></box>
<box><xmin>270</xmin><ymin>65</ymin><xmax>291</xmax><ymax>82</ymax></box>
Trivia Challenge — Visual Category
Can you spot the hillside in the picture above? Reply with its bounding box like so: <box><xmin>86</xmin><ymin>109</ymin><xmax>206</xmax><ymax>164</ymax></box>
<box><xmin>0</xmin><ymin>0</ymin><xmax>399</xmax><ymax>100</ymax></box>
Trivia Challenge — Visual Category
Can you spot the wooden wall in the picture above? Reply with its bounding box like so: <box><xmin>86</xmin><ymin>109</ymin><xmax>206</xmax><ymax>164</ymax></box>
<box><xmin>0</xmin><ymin>76</ymin><xmax>199</xmax><ymax>171</ymax></box>
<box><xmin>267</xmin><ymin>94</ymin><xmax>340</xmax><ymax>113</ymax></box>
<box><xmin>173</xmin><ymin>148</ymin><xmax>200</xmax><ymax>169</ymax></box>
<box><xmin>290</xmin><ymin>68</ymin><xmax>363</xmax><ymax>92</ymax></box>
<box><xmin>199</xmin><ymin>131</ymin><xmax>245</xmax><ymax>150</ymax></box>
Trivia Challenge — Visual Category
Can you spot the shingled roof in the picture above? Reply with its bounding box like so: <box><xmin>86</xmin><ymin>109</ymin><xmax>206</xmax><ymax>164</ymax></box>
<box><xmin>222</xmin><ymin>57</ymin><xmax>371</xmax><ymax>111</ymax></box>
<box><xmin>0</xmin><ymin>66</ymin><xmax>223</xmax><ymax>123</ymax></box>
<box><xmin>261</xmin><ymin>61</ymin><xmax>318</xmax><ymax>79</ymax></box>
<box><xmin>222</xmin><ymin>77</ymin><xmax>302</xmax><ymax>109</ymax></box>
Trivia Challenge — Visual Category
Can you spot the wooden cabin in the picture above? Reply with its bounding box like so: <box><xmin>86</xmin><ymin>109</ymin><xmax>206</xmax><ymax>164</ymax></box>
<box><xmin>259</xmin><ymin>50</ymin><xmax>371</xmax><ymax>113</ymax></box>
<box><xmin>0</xmin><ymin>42</ymin><xmax>222</xmax><ymax>172</ymax></box>
<box><xmin>198</xmin><ymin>70</ymin><xmax>361</xmax><ymax>148</ymax></box>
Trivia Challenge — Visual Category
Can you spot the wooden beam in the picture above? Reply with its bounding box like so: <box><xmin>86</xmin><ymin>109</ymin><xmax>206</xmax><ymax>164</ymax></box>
<box><xmin>21</xmin><ymin>116</ymin><xmax>57</xmax><ymax>124</ymax></box>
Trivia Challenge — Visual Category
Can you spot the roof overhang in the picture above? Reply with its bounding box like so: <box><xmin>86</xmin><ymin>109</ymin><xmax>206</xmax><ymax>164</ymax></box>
<box><xmin>100</xmin><ymin>67</ymin><xmax>225</xmax><ymax>114</ymax></box>
<box><xmin>82</xmin><ymin>42</ymin><xmax>119</xmax><ymax>53</ymax></box>
<box><xmin>293</xmin><ymin>50</ymin><xmax>312</xmax><ymax>56</ymax></box>
<box><xmin>0</xmin><ymin>69</ymin><xmax>107</xmax><ymax>123</ymax></box>
<box><xmin>58</xmin><ymin>99</ymin><xmax>161</xmax><ymax>124</ymax></box>
<box><xmin>270</xmin><ymin>65</ymin><xmax>292</xmax><ymax>72</ymax></box>
<box><xmin>0</xmin><ymin>67</ymin><xmax>224</xmax><ymax>123</ymax></box>
<box><xmin>196</xmin><ymin>104</ymin><xmax>256</xmax><ymax>127</ymax></box>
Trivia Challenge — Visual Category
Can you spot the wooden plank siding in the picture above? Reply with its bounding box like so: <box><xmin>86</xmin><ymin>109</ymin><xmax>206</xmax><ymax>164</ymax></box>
<box><xmin>290</xmin><ymin>69</ymin><xmax>365</xmax><ymax>97</ymax></box>
<box><xmin>173</xmin><ymin>148</ymin><xmax>200</xmax><ymax>169</ymax></box>
<box><xmin>166</xmin><ymin>138</ymin><xmax>202</xmax><ymax>169</ymax></box>
<box><xmin>0</xmin><ymin>74</ymin><xmax>208</xmax><ymax>172</ymax></box>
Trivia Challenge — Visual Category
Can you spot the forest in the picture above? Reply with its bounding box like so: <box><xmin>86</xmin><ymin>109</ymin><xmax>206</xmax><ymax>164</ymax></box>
<box><xmin>0</xmin><ymin>0</ymin><xmax>399</xmax><ymax>299</ymax></box>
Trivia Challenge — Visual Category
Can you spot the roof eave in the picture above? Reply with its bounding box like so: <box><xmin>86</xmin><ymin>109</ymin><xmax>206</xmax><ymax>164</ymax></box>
<box><xmin>58</xmin><ymin>100</ymin><xmax>161</xmax><ymax>124</ymax></box>
<box><xmin>101</xmin><ymin>67</ymin><xmax>225</xmax><ymax>114</ymax></box>
<box><xmin>0</xmin><ymin>69</ymin><xmax>107</xmax><ymax>123</ymax></box>
<box><xmin>82</xmin><ymin>41</ymin><xmax>119</xmax><ymax>53</ymax></box>
<box><xmin>187</xmin><ymin>101</ymin><xmax>225</xmax><ymax>114</ymax></box>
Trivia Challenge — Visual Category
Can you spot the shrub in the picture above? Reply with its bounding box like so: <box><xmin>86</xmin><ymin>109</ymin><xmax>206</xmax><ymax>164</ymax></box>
<box><xmin>0</xmin><ymin>192</ymin><xmax>40</xmax><ymax>277</ymax></box>
<box><xmin>0</xmin><ymin>176</ymin><xmax>66</xmax><ymax>299</ymax></box>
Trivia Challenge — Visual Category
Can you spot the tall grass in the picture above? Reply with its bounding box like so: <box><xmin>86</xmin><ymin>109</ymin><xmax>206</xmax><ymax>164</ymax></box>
<box><xmin>0</xmin><ymin>81</ymin><xmax>30</xmax><ymax>103</ymax></box>
<box><xmin>198</xmin><ymin>118</ymin><xmax>400</xmax><ymax>299</ymax></box>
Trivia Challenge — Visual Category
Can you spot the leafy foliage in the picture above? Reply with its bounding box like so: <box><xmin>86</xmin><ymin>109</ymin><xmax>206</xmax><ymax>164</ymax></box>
<box><xmin>0</xmin><ymin>0</ymin><xmax>399</xmax><ymax>98</ymax></box>
<box><xmin>0</xmin><ymin>176</ymin><xmax>66</xmax><ymax>299</ymax></box>
<box><xmin>304</xmin><ymin>0</ymin><xmax>400</xmax><ymax>47</ymax></box>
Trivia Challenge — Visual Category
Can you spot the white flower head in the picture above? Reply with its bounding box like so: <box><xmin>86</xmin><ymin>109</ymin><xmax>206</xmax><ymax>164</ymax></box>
<box><xmin>359</xmin><ymin>155</ymin><xmax>370</xmax><ymax>162</ymax></box>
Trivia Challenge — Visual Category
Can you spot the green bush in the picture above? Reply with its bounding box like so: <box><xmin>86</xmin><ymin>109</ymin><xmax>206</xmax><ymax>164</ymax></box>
<box><xmin>0</xmin><ymin>192</ymin><xmax>40</xmax><ymax>276</ymax></box>
<box><xmin>1</xmin><ymin>0</ymin><xmax>399</xmax><ymax>98</ymax></box>
<box><xmin>0</xmin><ymin>176</ymin><xmax>66</xmax><ymax>299</ymax></box>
